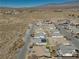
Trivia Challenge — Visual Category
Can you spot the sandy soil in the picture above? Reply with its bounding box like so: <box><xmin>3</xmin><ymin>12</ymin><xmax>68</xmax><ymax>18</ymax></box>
<box><xmin>0</xmin><ymin>8</ymin><xmax>79</xmax><ymax>59</ymax></box>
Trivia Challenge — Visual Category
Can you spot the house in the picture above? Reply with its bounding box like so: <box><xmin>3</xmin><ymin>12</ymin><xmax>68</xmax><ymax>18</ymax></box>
<box><xmin>52</xmin><ymin>30</ymin><xmax>63</xmax><ymax>38</ymax></box>
<box><xmin>52</xmin><ymin>29</ymin><xmax>64</xmax><ymax>39</ymax></box>
<box><xmin>33</xmin><ymin>32</ymin><xmax>47</xmax><ymax>45</ymax></box>
<box><xmin>56</xmin><ymin>42</ymin><xmax>79</xmax><ymax>59</ymax></box>
<box><xmin>46</xmin><ymin>29</ymin><xmax>67</xmax><ymax>45</ymax></box>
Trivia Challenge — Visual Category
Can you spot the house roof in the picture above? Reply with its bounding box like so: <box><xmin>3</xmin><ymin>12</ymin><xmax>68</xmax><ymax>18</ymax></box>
<box><xmin>34</xmin><ymin>32</ymin><xmax>46</xmax><ymax>38</ymax></box>
<box><xmin>52</xmin><ymin>30</ymin><xmax>63</xmax><ymax>37</ymax></box>
<box><xmin>34</xmin><ymin>32</ymin><xmax>47</xmax><ymax>44</ymax></box>
<box><xmin>57</xmin><ymin>43</ymin><xmax>77</xmax><ymax>56</ymax></box>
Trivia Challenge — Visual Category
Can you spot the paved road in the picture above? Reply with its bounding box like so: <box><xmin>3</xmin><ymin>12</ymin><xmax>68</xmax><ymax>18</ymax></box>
<box><xmin>56</xmin><ymin>24</ymin><xmax>79</xmax><ymax>49</ymax></box>
<box><xmin>17</xmin><ymin>23</ymin><xmax>35</xmax><ymax>59</ymax></box>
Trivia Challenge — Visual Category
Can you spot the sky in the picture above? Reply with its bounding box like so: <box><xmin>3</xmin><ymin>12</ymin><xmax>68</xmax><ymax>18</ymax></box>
<box><xmin>0</xmin><ymin>0</ymin><xmax>76</xmax><ymax>7</ymax></box>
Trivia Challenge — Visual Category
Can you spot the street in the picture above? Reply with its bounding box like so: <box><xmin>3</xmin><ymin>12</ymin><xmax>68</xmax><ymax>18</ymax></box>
<box><xmin>17</xmin><ymin>23</ymin><xmax>35</xmax><ymax>59</ymax></box>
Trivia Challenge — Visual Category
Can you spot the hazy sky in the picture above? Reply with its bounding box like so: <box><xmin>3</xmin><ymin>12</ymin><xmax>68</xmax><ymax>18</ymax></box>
<box><xmin>0</xmin><ymin>0</ymin><xmax>76</xmax><ymax>7</ymax></box>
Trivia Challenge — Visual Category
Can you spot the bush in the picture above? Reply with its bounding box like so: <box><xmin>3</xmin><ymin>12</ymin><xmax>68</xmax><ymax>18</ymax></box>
<box><xmin>77</xmin><ymin>15</ymin><xmax>79</xmax><ymax>18</ymax></box>
<box><xmin>72</xmin><ymin>14</ymin><xmax>75</xmax><ymax>17</ymax></box>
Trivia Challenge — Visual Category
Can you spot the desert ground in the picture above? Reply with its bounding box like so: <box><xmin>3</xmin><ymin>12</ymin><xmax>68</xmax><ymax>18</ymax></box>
<box><xmin>0</xmin><ymin>7</ymin><xmax>79</xmax><ymax>59</ymax></box>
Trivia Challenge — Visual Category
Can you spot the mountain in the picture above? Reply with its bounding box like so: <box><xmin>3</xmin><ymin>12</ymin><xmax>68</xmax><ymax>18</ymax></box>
<box><xmin>37</xmin><ymin>0</ymin><xmax>79</xmax><ymax>9</ymax></box>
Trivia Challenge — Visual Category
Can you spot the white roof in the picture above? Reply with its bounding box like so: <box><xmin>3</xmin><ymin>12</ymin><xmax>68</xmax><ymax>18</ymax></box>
<box><xmin>63</xmin><ymin>53</ymin><xmax>72</xmax><ymax>56</ymax></box>
<box><xmin>57</xmin><ymin>43</ymin><xmax>77</xmax><ymax>56</ymax></box>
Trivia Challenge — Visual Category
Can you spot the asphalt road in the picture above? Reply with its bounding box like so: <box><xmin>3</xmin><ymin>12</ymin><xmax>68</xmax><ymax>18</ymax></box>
<box><xmin>17</xmin><ymin>23</ymin><xmax>35</xmax><ymax>59</ymax></box>
<box><xmin>56</xmin><ymin>24</ymin><xmax>79</xmax><ymax>49</ymax></box>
